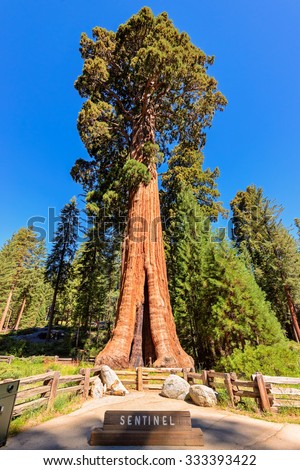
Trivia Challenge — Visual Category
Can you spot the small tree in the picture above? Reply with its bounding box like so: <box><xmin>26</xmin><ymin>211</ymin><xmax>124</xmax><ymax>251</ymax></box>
<box><xmin>45</xmin><ymin>197</ymin><xmax>79</xmax><ymax>339</ymax></box>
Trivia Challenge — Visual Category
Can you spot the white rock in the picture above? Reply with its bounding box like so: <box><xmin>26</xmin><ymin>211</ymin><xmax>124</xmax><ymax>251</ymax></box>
<box><xmin>160</xmin><ymin>374</ymin><xmax>190</xmax><ymax>400</ymax></box>
<box><xmin>100</xmin><ymin>365</ymin><xmax>129</xmax><ymax>394</ymax></box>
<box><xmin>189</xmin><ymin>384</ymin><xmax>217</xmax><ymax>407</ymax></box>
<box><xmin>91</xmin><ymin>376</ymin><xmax>104</xmax><ymax>399</ymax></box>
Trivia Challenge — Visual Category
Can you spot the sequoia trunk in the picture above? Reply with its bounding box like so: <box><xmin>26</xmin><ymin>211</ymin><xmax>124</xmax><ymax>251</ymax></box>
<box><xmin>95</xmin><ymin>171</ymin><xmax>194</xmax><ymax>369</ymax></box>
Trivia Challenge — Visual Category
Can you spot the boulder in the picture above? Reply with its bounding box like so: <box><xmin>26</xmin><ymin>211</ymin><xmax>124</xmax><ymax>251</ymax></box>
<box><xmin>160</xmin><ymin>374</ymin><xmax>190</xmax><ymax>400</ymax></box>
<box><xmin>100</xmin><ymin>365</ymin><xmax>129</xmax><ymax>394</ymax></box>
<box><xmin>189</xmin><ymin>384</ymin><xmax>217</xmax><ymax>407</ymax></box>
<box><xmin>91</xmin><ymin>376</ymin><xmax>105</xmax><ymax>399</ymax></box>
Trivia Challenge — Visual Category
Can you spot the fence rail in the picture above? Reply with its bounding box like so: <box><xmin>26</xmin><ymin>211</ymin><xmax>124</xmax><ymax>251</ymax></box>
<box><xmin>0</xmin><ymin>355</ymin><xmax>14</xmax><ymax>363</ymax></box>
<box><xmin>1</xmin><ymin>359</ymin><xmax>300</xmax><ymax>418</ymax></box>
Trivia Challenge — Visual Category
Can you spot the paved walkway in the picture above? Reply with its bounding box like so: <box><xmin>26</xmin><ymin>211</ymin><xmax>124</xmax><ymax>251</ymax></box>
<box><xmin>2</xmin><ymin>391</ymin><xmax>300</xmax><ymax>450</ymax></box>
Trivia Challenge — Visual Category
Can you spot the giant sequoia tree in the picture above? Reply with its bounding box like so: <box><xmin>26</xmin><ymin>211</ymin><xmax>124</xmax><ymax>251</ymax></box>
<box><xmin>73</xmin><ymin>8</ymin><xmax>226</xmax><ymax>368</ymax></box>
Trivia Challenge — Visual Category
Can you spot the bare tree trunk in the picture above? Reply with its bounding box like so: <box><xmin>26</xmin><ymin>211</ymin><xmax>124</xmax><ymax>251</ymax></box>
<box><xmin>14</xmin><ymin>296</ymin><xmax>27</xmax><ymax>331</ymax></box>
<box><xmin>0</xmin><ymin>287</ymin><xmax>14</xmax><ymax>331</ymax></box>
<box><xmin>5</xmin><ymin>309</ymin><xmax>12</xmax><ymax>331</ymax></box>
<box><xmin>96</xmin><ymin>172</ymin><xmax>194</xmax><ymax>369</ymax></box>
<box><xmin>284</xmin><ymin>285</ymin><xmax>300</xmax><ymax>342</ymax></box>
<box><xmin>47</xmin><ymin>281</ymin><xmax>59</xmax><ymax>340</ymax></box>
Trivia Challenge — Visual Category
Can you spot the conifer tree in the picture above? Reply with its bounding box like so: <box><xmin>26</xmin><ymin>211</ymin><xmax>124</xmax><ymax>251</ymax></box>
<box><xmin>161</xmin><ymin>142</ymin><xmax>227</xmax><ymax>223</ymax></box>
<box><xmin>45</xmin><ymin>197</ymin><xmax>79</xmax><ymax>339</ymax></box>
<box><xmin>164</xmin><ymin>188</ymin><xmax>285</xmax><ymax>368</ymax></box>
<box><xmin>72</xmin><ymin>7</ymin><xmax>226</xmax><ymax>368</ymax></box>
<box><xmin>231</xmin><ymin>185</ymin><xmax>300</xmax><ymax>341</ymax></box>
<box><xmin>12</xmin><ymin>238</ymin><xmax>47</xmax><ymax>330</ymax></box>
<box><xmin>0</xmin><ymin>227</ymin><xmax>42</xmax><ymax>331</ymax></box>
<box><xmin>198</xmin><ymin>240</ymin><xmax>286</xmax><ymax>365</ymax></box>
<box><xmin>163</xmin><ymin>189</ymin><xmax>209</xmax><ymax>366</ymax></box>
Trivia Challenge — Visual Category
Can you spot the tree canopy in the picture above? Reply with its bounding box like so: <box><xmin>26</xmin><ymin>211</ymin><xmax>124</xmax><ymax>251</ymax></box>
<box><xmin>71</xmin><ymin>6</ymin><xmax>227</xmax><ymax>222</ymax></box>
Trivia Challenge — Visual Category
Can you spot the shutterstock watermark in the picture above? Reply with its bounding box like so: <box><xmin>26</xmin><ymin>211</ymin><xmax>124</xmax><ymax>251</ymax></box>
<box><xmin>27</xmin><ymin>207</ymin><xmax>236</xmax><ymax>244</ymax></box>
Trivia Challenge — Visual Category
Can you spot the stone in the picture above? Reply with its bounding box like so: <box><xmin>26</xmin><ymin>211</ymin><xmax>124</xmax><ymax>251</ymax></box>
<box><xmin>100</xmin><ymin>365</ymin><xmax>129</xmax><ymax>395</ymax></box>
<box><xmin>160</xmin><ymin>374</ymin><xmax>190</xmax><ymax>400</ymax></box>
<box><xmin>91</xmin><ymin>376</ymin><xmax>105</xmax><ymax>399</ymax></box>
<box><xmin>189</xmin><ymin>384</ymin><xmax>218</xmax><ymax>407</ymax></box>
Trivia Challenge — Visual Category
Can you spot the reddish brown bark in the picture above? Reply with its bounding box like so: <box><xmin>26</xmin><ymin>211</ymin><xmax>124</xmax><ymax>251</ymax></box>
<box><xmin>95</xmin><ymin>171</ymin><xmax>194</xmax><ymax>369</ymax></box>
<box><xmin>14</xmin><ymin>296</ymin><xmax>27</xmax><ymax>331</ymax></box>
<box><xmin>0</xmin><ymin>287</ymin><xmax>14</xmax><ymax>331</ymax></box>
<box><xmin>284</xmin><ymin>285</ymin><xmax>300</xmax><ymax>343</ymax></box>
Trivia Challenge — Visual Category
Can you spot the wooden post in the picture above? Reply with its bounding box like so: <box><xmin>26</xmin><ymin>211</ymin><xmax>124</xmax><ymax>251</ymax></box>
<box><xmin>230</xmin><ymin>372</ymin><xmax>239</xmax><ymax>404</ymax></box>
<box><xmin>137</xmin><ymin>367</ymin><xmax>143</xmax><ymax>391</ymax></box>
<box><xmin>224</xmin><ymin>373</ymin><xmax>235</xmax><ymax>407</ymax></box>
<box><xmin>255</xmin><ymin>373</ymin><xmax>271</xmax><ymax>412</ymax></box>
<box><xmin>47</xmin><ymin>371</ymin><xmax>60</xmax><ymax>411</ymax></box>
<box><xmin>208</xmin><ymin>370</ymin><xmax>215</xmax><ymax>390</ymax></box>
<box><xmin>201</xmin><ymin>370</ymin><xmax>208</xmax><ymax>386</ymax></box>
<box><xmin>83</xmin><ymin>368</ymin><xmax>91</xmax><ymax>400</ymax></box>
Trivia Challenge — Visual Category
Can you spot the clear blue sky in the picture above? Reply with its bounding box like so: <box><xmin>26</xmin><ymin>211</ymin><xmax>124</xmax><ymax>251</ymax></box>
<box><xmin>1</xmin><ymin>0</ymin><xmax>300</xmax><ymax>248</ymax></box>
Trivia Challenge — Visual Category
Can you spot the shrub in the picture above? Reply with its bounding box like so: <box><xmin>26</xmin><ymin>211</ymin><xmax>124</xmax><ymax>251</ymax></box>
<box><xmin>216</xmin><ymin>341</ymin><xmax>300</xmax><ymax>378</ymax></box>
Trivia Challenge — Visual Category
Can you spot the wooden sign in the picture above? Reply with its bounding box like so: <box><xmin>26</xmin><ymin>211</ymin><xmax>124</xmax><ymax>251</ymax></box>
<box><xmin>89</xmin><ymin>410</ymin><xmax>204</xmax><ymax>447</ymax></box>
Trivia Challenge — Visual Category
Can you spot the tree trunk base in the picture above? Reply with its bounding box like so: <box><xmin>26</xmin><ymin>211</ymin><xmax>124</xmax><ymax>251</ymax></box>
<box><xmin>95</xmin><ymin>353</ymin><xmax>130</xmax><ymax>370</ymax></box>
<box><xmin>95</xmin><ymin>350</ymin><xmax>193</xmax><ymax>370</ymax></box>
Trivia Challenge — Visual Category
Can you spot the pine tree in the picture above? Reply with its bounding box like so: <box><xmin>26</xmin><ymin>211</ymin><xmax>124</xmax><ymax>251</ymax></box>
<box><xmin>198</xmin><ymin>240</ymin><xmax>286</xmax><ymax>366</ymax></box>
<box><xmin>72</xmin><ymin>7</ymin><xmax>227</xmax><ymax>368</ymax></box>
<box><xmin>231</xmin><ymin>185</ymin><xmax>300</xmax><ymax>341</ymax></box>
<box><xmin>72</xmin><ymin>233</ymin><xmax>120</xmax><ymax>352</ymax></box>
<box><xmin>163</xmin><ymin>189</ymin><xmax>209</xmax><ymax>366</ymax></box>
<box><xmin>163</xmin><ymin>188</ymin><xmax>285</xmax><ymax>368</ymax></box>
<box><xmin>0</xmin><ymin>227</ymin><xmax>42</xmax><ymax>331</ymax></box>
<box><xmin>12</xmin><ymin>238</ymin><xmax>47</xmax><ymax>330</ymax></box>
<box><xmin>45</xmin><ymin>197</ymin><xmax>79</xmax><ymax>339</ymax></box>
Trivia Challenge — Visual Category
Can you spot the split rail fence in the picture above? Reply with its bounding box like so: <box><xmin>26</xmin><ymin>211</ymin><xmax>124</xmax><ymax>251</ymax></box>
<box><xmin>1</xmin><ymin>358</ymin><xmax>300</xmax><ymax>418</ymax></box>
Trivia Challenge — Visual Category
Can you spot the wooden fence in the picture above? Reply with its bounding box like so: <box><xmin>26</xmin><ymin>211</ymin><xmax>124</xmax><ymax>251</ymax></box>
<box><xmin>260</xmin><ymin>374</ymin><xmax>300</xmax><ymax>409</ymax></box>
<box><xmin>1</xmin><ymin>360</ymin><xmax>300</xmax><ymax>417</ymax></box>
<box><xmin>186</xmin><ymin>370</ymin><xmax>300</xmax><ymax>412</ymax></box>
<box><xmin>0</xmin><ymin>355</ymin><xmax>14</xmax><ymax>364</ymax></box>
<box><xmin>185</xmin><ymin>370</ymin><xmax>273</xmax><ymax>412</ymax></box>
<box><xmin>1</xmin><ymin>370</ymin><xmax>91</xmax><ymax>417</ymax></box>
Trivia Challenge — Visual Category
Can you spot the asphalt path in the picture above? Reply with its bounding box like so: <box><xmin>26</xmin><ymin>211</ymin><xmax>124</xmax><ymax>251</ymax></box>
<box><xmin>2</xmin><ymin>391</ymin><xmax>300</xmax><ymax>450</ymax></box>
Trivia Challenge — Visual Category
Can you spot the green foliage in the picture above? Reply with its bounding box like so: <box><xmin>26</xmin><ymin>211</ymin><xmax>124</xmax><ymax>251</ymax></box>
<box><xmin>162</xmin><ymin>142</ymin><xmax>228</xmax><ymax>222</ymax></box>
<box><xmin>122</xmin><ymin>159</ymin><xmax>151</xmax><ymax>189</ymax></box>
<box><xmin>231</xmin><ymin>185</ymin><xmax>300</xmax><ymax>339</ymax></box>
<box><xmin>0</xmin><ymin>228</ymin><xmax>48</xmax><ymax>331</ymax></box>
<box><xmin>0</xmin><ymin>329</ymin><xmax>73</xmax><ymax>359</ymax></box>
<box><xmin>45</xmin><ymin>198</ymin><xmax>80</xmax><ymax>337</ymax></box>
<box><xmin>45</xmin><ymin>198</ymin><xmax>79</xmax><ymax>289</ymax></box>
<box><xmin>217</xmin><ymin>342</ymin><xmax>300</xmax><ymax>378</ymax></box>
<box><xmin>66</xmin><ymin>219</ymin><xmax>119</xmax><ymax>353</ymax></box>
<box><xmin>0</xmin><ymin>353</ymin><xmax>92</xmax><ymax>380</ymax></box>
<box><xmin>165</xmin><ymin>188</ymin><xmax>286</xmax><ymax>369</ymax></box>
<box><xmin>9</xmin><ymin>393</ymin><xmax>82</xmax><ymax>436</ymax></box>
<box><xmin>72</xmin><ymin>6</ymin><xmax>227</xmax><ymax>237</ymax></box>
<box><xmin>0</xmin><ymin>356</ymin><xmax>47</xmax><ymax>379</ymax></box>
